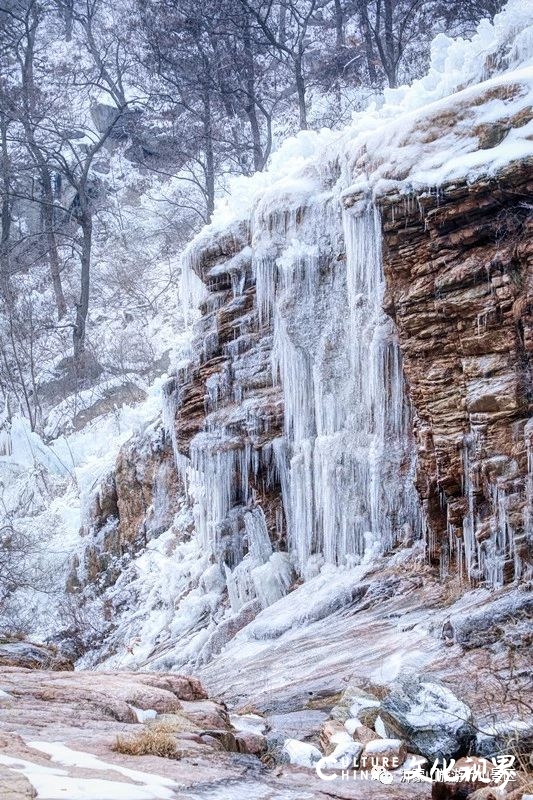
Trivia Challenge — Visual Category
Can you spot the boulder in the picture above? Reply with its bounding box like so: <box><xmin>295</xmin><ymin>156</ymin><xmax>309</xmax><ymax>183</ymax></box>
<box><xmin>0</xmin><ymin>765</ymin><xmax>35</xmax><ymax>799</ymax></box>
<box><xmin>283</xmin><ymin>738</ymin><xmax>322</xmax><ymax>767</ymax></box>
<box><xmin>442</xmin><ymin>593</ymin><xmax>533</xmax><ymax>649</ymax></box>
<box><xmin>345</xmin><ymin>718</ymin><xmax>377</xmax><ymax>745</ymax></box>
<box><xmin>179</xmin><ymin>699</ymin><xmax>230</xmax><ymax>730</ymax></box>
<box><xmin>320</xmin><ymin>719</ymin><xmax>352</xmax><ymax>753</ymax></box>
<box><xmin>198</xmin><ymin>729</ymin><xmax>237</xmax><ymax>751</ymax></box>
<box><xmin>379</xmin><ymin>678</ymin><xmax>474</xmax><ymax>760</ymax></box>
<box><xmin>137</xmin><ymin>674</ymin><xmax>207</xmax><ymax>701</ymax></box>
<box><xmin>475</xmin><ymin>719</ymin><xmax>533</xmax><ymax>760</ymax></box>
<box><xmin>320</xmin><ymin>740</ymin><xmax>364</xmax><ymax>771</ymax></box>
<box><xmin>362</xmin><ymin>738</ymin><xmax>407</xmax><ymax>769</ymax></box>
<box><xmin>330</xmin><ymin>679</ymin><xmax>381</xmax><ymax>726</ymax></box>
<box><xmin>234</xmin><ymin>731</ymin><xmax>267</xmax><ymax>756</ymax></box>
<box><xmin>0</xmin><ymin>641</ymin><xmax>73</xmax><ymax>671</ymax></box>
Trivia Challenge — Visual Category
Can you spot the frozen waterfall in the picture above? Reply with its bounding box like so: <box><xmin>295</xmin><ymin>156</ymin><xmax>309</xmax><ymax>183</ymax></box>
<box><xmin>262</xmin><ymin>198</ymin><xmax>421</xmax><ymax>573</ymax></box>
<box><xmin>174</xmin><ymin>193</ymin><xmax>422</xmax><ymax>595</ymax></box>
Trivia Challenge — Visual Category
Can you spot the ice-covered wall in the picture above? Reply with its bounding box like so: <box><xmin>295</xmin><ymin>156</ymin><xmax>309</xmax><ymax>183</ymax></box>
<box><xmin>168</xmin><ymin>184</ymin><xmax>422</xmax><ymax>608</ymax></box>
<box><xmin>259</xmin><ymin>198</ymin><xmax>421</xmax><ymax>575</ymax></box>
<box><xmin>165</xmin><ymin>0</ymin><xmax>533</xmax><ymax>598</ymax></box>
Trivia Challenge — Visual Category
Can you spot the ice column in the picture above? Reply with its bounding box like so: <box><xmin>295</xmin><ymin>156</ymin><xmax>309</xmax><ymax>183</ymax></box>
<box><xmin>266</xmin><ymin>198</ymin><xmax>419</xmax><ymax>574</ymax></box>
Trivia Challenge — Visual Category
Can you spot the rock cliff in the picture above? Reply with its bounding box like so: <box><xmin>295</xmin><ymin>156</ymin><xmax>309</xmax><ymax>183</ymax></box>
<box><xmin>76</xmin><ymin>9</ymin><xmax>533</xmax><ymax>688</ymax></box>
<box><xmin>381</xmin><ymin>163</ymin><xmax>533</xmax><ymax>584</ymax></box>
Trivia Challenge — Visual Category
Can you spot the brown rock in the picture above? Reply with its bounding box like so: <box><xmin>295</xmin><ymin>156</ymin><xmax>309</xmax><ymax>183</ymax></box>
<box><xmin>180</xmin><ymin>699</ymin><xmax>231</xmax><ymax>730</ymax></box>
<box><xmin>431</xmin><ymin>757</ymin><xmax>495</xmax><ymax>799</ymax></box>
<box><xmin>348</xmin><ymin>721</ymin><xmax>378</xmax><ymax>745</ymax></box>
<box><xmin>320</xmin><ymin>719</ymin><xmax>351</xmax><ymax>753</ymax></box>
<box><xmin>234</xmin><ymin>731</ymin><xmax>267</xmax><ymax>755</ymax></box>
<box><xmin>0</xmin><ymin>668</ymin><xmax>247</xmax><ymax>794</ymax></box>
<box><xmin>0</xmin><ymin>766</ymin><xmax>36</xmax><ymax>799</ymax></box>
<box><xmin>137</xmin><ymin>674</ymin><xmax>208</xmax><ymax>701</ymax></box>
<box><xmin>381</xmin><ymin>170</ymin><xmax>533</xmax><ymax>583</ymax></box>
<box><xmin>198</xmin><ymin>729</ymin><xmax>238</xmax><ymax>751</ymax></box>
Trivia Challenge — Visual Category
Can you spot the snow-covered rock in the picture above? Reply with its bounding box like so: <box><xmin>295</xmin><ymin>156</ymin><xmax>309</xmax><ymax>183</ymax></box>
<box><xmin>282</xmin><ymin>738</ymin><xmax>322</xmax><ymax>768</ymax></box>
<box><xmin>379</xmin><ymin>678</ymin><xmax>474</xmax><ymax>760</ymax></box>
<box><xmin>362</xmin><ymin>738</ymin><xmax>407</xmax><ymax>768</ymax></box>
<box><xmin>475</xmin><ymin>719</ymin><xmax>533</xmax><ymax>760</ymax></box>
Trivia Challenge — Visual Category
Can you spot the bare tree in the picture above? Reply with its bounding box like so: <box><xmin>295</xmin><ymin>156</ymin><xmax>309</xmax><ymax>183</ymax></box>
<box><xmin>1</xmin><ymin>0</ymin><xmax>68</xmax><ymax>318</ymax></box>
<box><xmin>238</xmin><ymin>0</ymin><xmax>321</xmax><ymax>130</ymax></box>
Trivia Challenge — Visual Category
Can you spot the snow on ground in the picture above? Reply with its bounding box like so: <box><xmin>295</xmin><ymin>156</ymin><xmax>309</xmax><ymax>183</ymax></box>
<box><xmin>130</xmin><ymin>707</ymin><xmax>158</xmax><ymax>723</ymax></box>
<box><xmin>0</xmin><ymin>752</ymin><xmax>177</xmax><ymax>800</ymax></box>
<box><xmin>27</xmin><ymin>742</ymin><xmax>178</xmax><ymax>791</ymax></box>
<box><xmin>0</xmin><ymin>370</ymin><xmax>185</xmax><ymax>638</ymax></box>
<box><xmin>1</xmin><ymin>736</ymin><xmax>185</xmax><ymax>800</ymax></box>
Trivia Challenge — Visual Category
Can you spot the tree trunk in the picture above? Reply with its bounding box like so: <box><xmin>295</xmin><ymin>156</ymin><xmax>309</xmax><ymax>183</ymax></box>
<box><xmin>73</xmin><ymin>211</ymin><xmax>92</xmax><ymax>361</ymax></box>
<box><xmin>39</xmin><ymin>167</ymin><xmax>67</xmax><ymax>319</ymax></box>
<box><xmin>383</xmin><ymin>0</ymin><xmax>397</xmax><ymax>88</ymax></box>
<box><xmin>359</xmin><ymin>0</ymin><xmax>378</xmax><ymax>85</ymax></box>
<box><xmin>203</xmin><ymin>92</ymin><xmax>215</xmax><ymax>220</ymax></box>
<box><xmin>295</xmin><ymin>51</ymin><xmax>307</xmax><ymax>130</ymax></box>
<box><xmin>334</xmin><ymin>0</ymin><xmax>345</xmax><ymax>49</ymax></box>
<box><xmin>0</xmin><ymin>112</ymin><xmax>12</xmax><ymax>305</ymax></box>
<box><xmin>243</xmin><ymin>19</ymin><xmax>265</xmax><ymax>172</ymax></box>
<box><xmin>64</xmin><ymin>0</ymin><xmax>74</xmax><ymax>41</ymax></box>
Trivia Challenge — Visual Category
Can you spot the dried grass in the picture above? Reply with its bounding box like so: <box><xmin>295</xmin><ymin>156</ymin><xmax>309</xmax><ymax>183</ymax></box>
<box><xmin>112</xmin><ymin>720</ymin><xmax>185</xmax><ymax>759</ymax></box>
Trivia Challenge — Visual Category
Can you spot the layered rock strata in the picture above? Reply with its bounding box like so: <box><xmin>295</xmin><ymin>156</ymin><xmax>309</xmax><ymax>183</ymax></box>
<box><xmin>163</xmin><ymin>225</ymin><xmax>285</xmax><ymax>568</ymax></box>
<box><xmin>380</xmin><ymin>162</ymin><xmax>533</xmax><ymax>583</ymax></box>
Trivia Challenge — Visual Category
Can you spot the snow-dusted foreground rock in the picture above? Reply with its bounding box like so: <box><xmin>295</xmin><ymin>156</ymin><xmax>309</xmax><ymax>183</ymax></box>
<box><xmin>0</xmin><ymin>667</ymin><xmax>437</xmax><ymax>800</ymax></box>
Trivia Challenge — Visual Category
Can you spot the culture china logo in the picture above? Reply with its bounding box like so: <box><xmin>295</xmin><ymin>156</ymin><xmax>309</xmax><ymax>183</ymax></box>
<box><xmin>315</xmin><ymin>753</ymin><xmax>517</xmax><ymax>787</ymax></box>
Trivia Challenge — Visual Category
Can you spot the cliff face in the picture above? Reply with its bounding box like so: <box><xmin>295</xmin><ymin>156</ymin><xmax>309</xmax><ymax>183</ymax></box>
<box><xmin>165</xmin><ymin>191</ymin><xmax>422</xmax><ymax>603</ymax></box>
<box><xmin>159</xmin><ymin>164</ymin><xmax>533</xmax><ymax>593</ymax></box>
<box><xmin>72</xmin><ymin>423</ymin><xmax>183</xmax><ymax>590</ymax></box>
<box><xmin>381</xmin><ymin>163</ymin><xmax>533</xmax><ymax>584</ymax></box>
<box><xmin>76</xmin><ymin>12</ymin><xmax>533</xmax><ymax>677</ymax></box>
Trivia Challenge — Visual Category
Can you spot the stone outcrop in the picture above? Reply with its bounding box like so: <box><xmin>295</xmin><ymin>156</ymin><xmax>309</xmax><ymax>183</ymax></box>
<box><xmin>164</xmin><ymin>224</ymin><xmax>285</xmax><ymax>561</ymax></box>
<box><xmin>73</xmin><ymin>422</ymin><xmax>184</xmax><ymax>589</ymax></box>
<box><xmin>0</xmin><ymin>641</ymin><xmax>73</xmax><ymax>671</ymax></box>
<box><xmin>379</xmin><ymin>677</ymin><xmax>474</xmax><ymax>760</ymax></box>
<box><xmin>0</xmin><ymin>667</ymin><xmax>436</xmax><ymax>799</ymax></box>
<box><xmin>380</xmin><ymin>163</ymin><xmax>533</xmax><ymax>583</ymax></box>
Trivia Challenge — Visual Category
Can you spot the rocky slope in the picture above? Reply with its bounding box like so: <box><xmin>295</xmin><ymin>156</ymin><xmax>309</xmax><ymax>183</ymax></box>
<box><xmin>0</xmin><ymin>666</ymin><xmax>437</xmax><ymax>800</ymax></box>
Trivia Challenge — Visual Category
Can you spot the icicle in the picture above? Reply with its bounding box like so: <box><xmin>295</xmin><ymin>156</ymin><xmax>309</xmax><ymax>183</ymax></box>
<box><xmin>224</xmin><ymin>507</ymin><xmax>293</xmax><ymax>610</ymax></box>
<box><xmin>180</xmin><ymin>245</ymin><xmax>209</xmax><ymax>325</ymax></box>
<box><xmin>244</xmin><ymin>507</ymin><xmax>272</xmax><ymax>562</ymax></box>
<box><xmin>188</xmin><ymin>432</ymin><xmax>252</xmax><ymax>555</ymax></box>
<box><xmin>265</xmin><ymin>197</ymin><xmax>420</xmax><ymax>571</ymax></box>
<box><xmin>461</xmin><ymin>434</ymin><xmax>477</xmax><ymax>580</ymax></box>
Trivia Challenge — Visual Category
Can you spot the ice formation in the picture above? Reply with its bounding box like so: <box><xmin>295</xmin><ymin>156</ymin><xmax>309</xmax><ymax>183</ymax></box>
<box><xmin>171</xmin><ymin>0</ymin><xmax>533</xmax><ymax>600</ymax></box>
<box><xmin>266</xmin><ymin>198</ymin><xmax>421</xmax><ymax>572</ymax></box>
